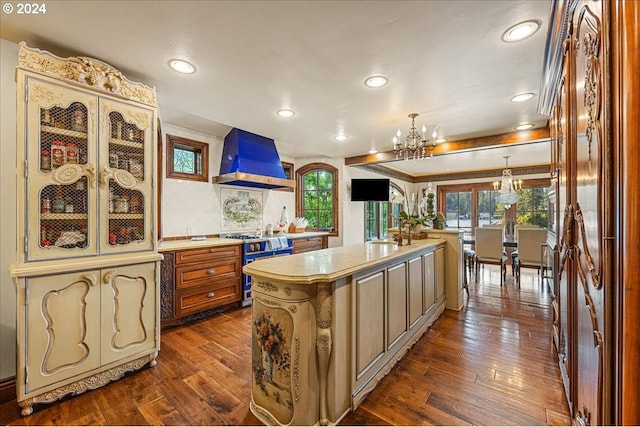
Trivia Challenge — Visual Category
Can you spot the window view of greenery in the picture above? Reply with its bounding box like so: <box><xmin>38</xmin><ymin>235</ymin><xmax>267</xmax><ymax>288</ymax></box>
<box><xmin>167</xmin><ymin>134</ymin><xmax>208</xmax><ymax>182</ymax></box>
<box><xmin>445</xmin><ymin>191</ymin><xmax>472</xmax><ymax>231</ymax></box>
<box><xmin>365</xmin><ymin>201</ymin><xmax>398</xmax><ymax>241</ymax></box>
<box><xmin>443</xmin><ymin>185</ymin><xmax>548</xmax><ymax>231</ymax></box>
<box><xmin>365</xmin><ymin>201</ymin><xmax>379</xmax><ymax>241</ymax></box>
<box><xmin>478</xmin><ymin>190</ymin><xmax>502</xmax><ymax>226</ymax></box>
<box><xmin>173</xmin><ymin>147</ymin><xmax>201</xmax><ymax>174</ymax></box>
<box><xmin>516</xmin><ymin>187</ymin><xmax>548</xmax><ymax>227</ymax></box>
<box><xmin>302</xmin><ymin>170</ymin><xmax>334</xmax><ymax>230</ymax></box>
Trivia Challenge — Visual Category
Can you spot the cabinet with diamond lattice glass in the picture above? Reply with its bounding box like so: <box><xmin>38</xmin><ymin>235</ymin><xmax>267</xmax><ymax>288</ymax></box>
<box><xmin>21</xmin><ymin>77</ymin><xmax>154</xmax><ymax>261</ymax></box>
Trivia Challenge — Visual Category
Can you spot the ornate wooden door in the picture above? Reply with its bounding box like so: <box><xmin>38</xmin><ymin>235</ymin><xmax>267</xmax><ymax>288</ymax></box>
<box><xmin>571</xmin><ymin>1</ymin><xmax>611</xmax><ymax>424</ymax></box>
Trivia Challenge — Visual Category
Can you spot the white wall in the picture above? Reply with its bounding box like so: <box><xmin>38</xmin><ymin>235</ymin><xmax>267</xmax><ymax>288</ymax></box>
<box><xmin>160</xmin><ymin>123</ymin><xmax>295</xmax><ymax>238</ymax></box>
<box><xmin>1</xmin><ymin>39</ymin><xmax>18</xmax><ymax>380</ymax></box>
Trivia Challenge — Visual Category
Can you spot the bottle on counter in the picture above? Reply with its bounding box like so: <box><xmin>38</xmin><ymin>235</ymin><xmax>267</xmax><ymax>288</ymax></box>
<box><xmin>279</xmin><ymin>206</ymin><xmax>290</xmax><ymax>231</ymax></box>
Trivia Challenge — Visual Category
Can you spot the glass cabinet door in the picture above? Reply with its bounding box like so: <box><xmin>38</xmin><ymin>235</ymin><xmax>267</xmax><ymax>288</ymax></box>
<box><xmin>26</xmin><ymin>77</ymin><xmax>98</xmax><ymax>261</ymax></box>
<box><xmin>99</xmin><ymin>99</ymin><xmax>154</xmax><ymax>254</ymax></box>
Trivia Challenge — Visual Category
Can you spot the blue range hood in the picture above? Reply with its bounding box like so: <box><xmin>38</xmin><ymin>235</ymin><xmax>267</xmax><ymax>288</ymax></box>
<box><xmin>212</xmin><ymin>128</ymin><xmax>295</xmax><ymax>190</ymax></box>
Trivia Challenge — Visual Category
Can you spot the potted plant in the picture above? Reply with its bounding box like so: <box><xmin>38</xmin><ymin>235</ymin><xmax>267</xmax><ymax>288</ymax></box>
<box><xmin>396</xmin><ymin>210</ymin><xmax>428</xmax><ymax>245</ymax></box>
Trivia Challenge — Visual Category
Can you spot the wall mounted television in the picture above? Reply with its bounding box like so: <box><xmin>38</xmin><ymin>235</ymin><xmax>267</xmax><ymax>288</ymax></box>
<box><xmin>350</xmin><ymin>178</ymin><xmax>390</xmax><ymax>202</ymax></box>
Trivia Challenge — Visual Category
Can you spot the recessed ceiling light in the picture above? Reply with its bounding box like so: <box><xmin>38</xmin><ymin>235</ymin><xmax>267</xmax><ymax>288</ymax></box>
<box><xmin>515</xmin><ymin>123</ymin><xmax>534</xmax><ymax>131</ymax></box>
<box><xmin>511</xmin><ymin>92</ymin><xmax>536</xmax><ymax>103</ymax></box>
<box><xmin>502</xmin><ymin>20</ymin><xmax>540</xmax><ymax>43</ymax></box>
<box><xmin>364</xmin><ymin>75</ymin><xmax>388</xmax><ymax>88</ymax></box>
<box><xmin>369</xmin><ymin>149</ymin><xmax>378</xmax><ymax>154</ymax></box>
<box><xmin>168</xmin><ymin>59</ymin><xmax>196</xmax><ymax>74</ymax></box>
<box><xmin>435</xmin><ymin>137</ymin><xmax>447</xmax><ymax>144</ymax></box>
<box><xmin>335</xmin><ymin>134</ymin><xmax>348</xmax><ymax>141</ymax></box>
<box><xmin>277</xmin><ymin>109</ymin><xmax>295</xmax><ymax>118</ymax></box>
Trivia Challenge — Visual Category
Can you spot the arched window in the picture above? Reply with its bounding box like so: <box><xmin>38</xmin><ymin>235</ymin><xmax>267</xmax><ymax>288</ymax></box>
<box><xmin>295</xmin><ymin>163</ymin><xmax>338</xmax><ymax>236</ymax></box>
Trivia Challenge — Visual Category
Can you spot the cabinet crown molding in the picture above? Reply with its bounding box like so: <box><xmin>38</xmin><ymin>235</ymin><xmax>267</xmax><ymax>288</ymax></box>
<box><xmin>17</xmin><ymin>42</ymin><xmax>157</xmax><ymax>106</ymax></box>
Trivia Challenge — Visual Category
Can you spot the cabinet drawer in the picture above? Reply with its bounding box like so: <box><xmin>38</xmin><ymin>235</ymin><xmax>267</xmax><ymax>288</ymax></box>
<box><xmin>175</xmin><ymin>280</ymin><xmax>241</xmax><ymax>316</ymax></box>
<box><xmin>176</xmin><ymin>258</ymin><xmax>241</xmax><ymax>290</ymax></box>
<box><xmin>292</xmin><ymin>237</ymin><xmax>324</xmax><ymax>254</ymax></box>
<box><xmin>175</xmin><ymin>245</ymin><xmax>241</xmax><ymax>265</ymax></box>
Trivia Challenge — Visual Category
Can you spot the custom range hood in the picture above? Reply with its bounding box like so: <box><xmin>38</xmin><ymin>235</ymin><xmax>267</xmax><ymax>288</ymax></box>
<box><xmin>212</xmin><ymin>128</ymin><xmax>295</xmax><ymax>190</ymax></box>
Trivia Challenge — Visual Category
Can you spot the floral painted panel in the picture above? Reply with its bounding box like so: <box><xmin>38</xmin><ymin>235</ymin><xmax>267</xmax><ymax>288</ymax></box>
<box><xmin>221</xmin><ymin>187</ymin><xmax>263</xmax><ymax>233</ymax></box>
<box><xmin>252</xmin><ymin>300</ymin><xmax>293</xmax><ymax>423</ymax></box>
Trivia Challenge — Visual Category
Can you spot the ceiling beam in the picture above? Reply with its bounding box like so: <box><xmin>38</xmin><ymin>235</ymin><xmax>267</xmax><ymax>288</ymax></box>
<box><xmin>355</xmin><ymin>163</ymin><xmax>551</xmax><ymax>183</ymax></box>
<box><xmin>345</xmin><ymin>127</ymin><xmax>550</xmax><ymax>167</ymax></box>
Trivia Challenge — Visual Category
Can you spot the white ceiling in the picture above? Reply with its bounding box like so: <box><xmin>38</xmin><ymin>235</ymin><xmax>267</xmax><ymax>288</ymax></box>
<box><xmin>0</xmin><ymin>0</ymin><xmax>552</xmax><ymax>175</ymax></box>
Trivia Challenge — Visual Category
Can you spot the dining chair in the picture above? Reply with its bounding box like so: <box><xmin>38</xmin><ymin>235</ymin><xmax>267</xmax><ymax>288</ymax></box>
<box><xmin>514</xmin><ymin>227</ymin><xmax>548</xmax><ymax>287</ymax></box>
<box><xmin>510</xmin><ymin>225</ymin><xmax>541</xmax><ymax>275</ymax></box>
<box><xmin>474</xmin><ymin>227</ymin><xmax>507</xmax><ymax>286</ymax></box>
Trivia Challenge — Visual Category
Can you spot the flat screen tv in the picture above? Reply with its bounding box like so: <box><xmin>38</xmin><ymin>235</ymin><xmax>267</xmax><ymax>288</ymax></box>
<box><xmin>350</xmin><ymin>178</ymin><xmax>390</xmax><ymax>202</ymax></box>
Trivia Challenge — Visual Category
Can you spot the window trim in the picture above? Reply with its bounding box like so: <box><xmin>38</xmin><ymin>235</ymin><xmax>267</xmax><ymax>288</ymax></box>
<box><xmin>437</xmin><ymin>178</ymin><xmax>550</xmax><ymax>231</ymax></box>
<box><xmin>166</xmin><ymin>134</ymin><xmax>209</xmax><ymax>182</ymax></box>
<box><xmin>295</xmin><ymin>163</ymin><xmax>339</xmax><ymax>236</ymax></box>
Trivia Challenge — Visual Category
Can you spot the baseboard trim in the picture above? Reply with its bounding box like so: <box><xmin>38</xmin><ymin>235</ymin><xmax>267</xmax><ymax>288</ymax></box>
<box><xmin>0</xmin><ymin>377</ymin><xmax>16</xmax><ymax>403</ymax></box>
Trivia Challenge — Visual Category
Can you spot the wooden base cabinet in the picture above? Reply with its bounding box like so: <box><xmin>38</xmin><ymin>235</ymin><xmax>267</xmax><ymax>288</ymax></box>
<box><xmin>160</xmin><ymin>244</ymin><xmax>242</xmax><ymax>325</ymax></box>
<box><xmin>291</xmin><ymin>235</ymin><xmax>328</xmax><ymax>254</ymax></box>
<box><xmin>15</xmin><ymin>262</ymin><xmax>159</xmax><ymax>415</ymax></box>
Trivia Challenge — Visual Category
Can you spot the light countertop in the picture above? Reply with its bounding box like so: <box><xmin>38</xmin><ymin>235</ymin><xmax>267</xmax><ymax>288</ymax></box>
<box><xmin>243</xmin><ymin>238</ymin><xmax>445</xmax><ymax>285</ymax></box>
<box><xmin>158</xmin><ymin>231</ymin><xmax>329</xmax><ymax>252</ymax></box>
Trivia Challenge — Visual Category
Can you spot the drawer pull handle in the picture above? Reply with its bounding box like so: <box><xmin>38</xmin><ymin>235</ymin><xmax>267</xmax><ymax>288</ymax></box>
<box><xmin>209</xmin><ymin>249</ymin><xmax>215</xmax><ymax>253</ymax></box>
<box><xmin>207</xmin><ymin>291</ymin><xmax>215</xmax><ymax>298</ymax></box>
<box><xmin>207</xmin><ymin>269</ymin><xmax>215</xmax><ymax>275</ymax></box>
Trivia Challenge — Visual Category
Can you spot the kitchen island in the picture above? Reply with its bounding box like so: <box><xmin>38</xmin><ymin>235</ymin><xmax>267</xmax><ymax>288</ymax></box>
<box><xmin>243</xmin><ymin>238</ymin><xmax>447</xmax><ymax>426</ymax></box>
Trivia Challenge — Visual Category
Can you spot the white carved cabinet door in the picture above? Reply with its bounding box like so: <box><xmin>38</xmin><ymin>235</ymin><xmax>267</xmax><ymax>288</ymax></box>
<box><xmin>21</xmin><ymin>271</ymin><xmax>101</xmax><ymax>395</ymax></box>
<box><xmin>100</xmin><ymin>263</ymin><xmax>158</xmax><ymax>365</ymax></box>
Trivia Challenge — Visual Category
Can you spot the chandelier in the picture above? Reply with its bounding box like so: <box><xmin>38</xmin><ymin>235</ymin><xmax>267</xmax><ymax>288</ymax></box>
<box><xmin>393</xmin><ymin>113</ymin><xmax>441</xmax><ymax>160</ymax></box>
<box><xmin>493</xmin><ymin>156</ymin><xmax>523</xmax><ymax>209</ymax></box>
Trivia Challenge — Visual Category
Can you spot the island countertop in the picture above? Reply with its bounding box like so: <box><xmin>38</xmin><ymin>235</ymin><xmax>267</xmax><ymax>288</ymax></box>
<box><xmin>243</xmin><ymin>238</ymin><xmax>445</xmax><ymax>284</ymax></box>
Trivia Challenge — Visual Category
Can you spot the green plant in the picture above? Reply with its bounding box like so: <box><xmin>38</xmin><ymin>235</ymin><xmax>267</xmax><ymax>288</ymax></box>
<box><xmin>398</xmin><ymin>210</ymin><xmax>426</xmax><ymax>230</ymax></box>
<box><xmin>432</xmin><ymin>212</ymin><xmax>446</xmax><ymax>229</ymax></box>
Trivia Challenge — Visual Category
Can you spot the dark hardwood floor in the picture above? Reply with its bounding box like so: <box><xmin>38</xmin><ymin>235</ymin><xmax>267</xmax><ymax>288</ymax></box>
<box><xmin>0</xmin><ymin>265</ymin><xmax>571</xmax><ymax>426</ymax></box>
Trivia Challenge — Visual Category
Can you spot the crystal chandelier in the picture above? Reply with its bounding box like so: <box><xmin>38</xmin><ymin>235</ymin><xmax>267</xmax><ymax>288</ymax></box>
<box><xmin>393</xmin><ymin>113</ymin><xmax>441</xmax><ymax>160</ymax></box>
<box><xmin>493</xmin><ymin>156</ymin><xmax>523</xmax><ymax>209</ymax></box>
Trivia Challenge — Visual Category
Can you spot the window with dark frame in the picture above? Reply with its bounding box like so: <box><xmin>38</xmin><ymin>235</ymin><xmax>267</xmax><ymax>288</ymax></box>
<box><xmin>166</xmin><ymin>134</ymin><xmax>209</xmax><ymax>182</ymax></box>
<box><xmin>295</xmin><ymin>163</ymin><xmax>338</xmax><ymax>235</ymax></box>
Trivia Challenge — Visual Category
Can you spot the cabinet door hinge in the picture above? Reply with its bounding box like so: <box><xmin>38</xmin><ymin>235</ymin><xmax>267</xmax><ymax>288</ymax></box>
<box><xmin>24</xmin><ymin>236</ymin><xmax>29</xmax><ymax>255</ymax></box>
<box><xmin>24</xmin><ymin>160</ymin><xmax>28</xmax><ymax>178</ymax></box>
<box><xmin>25</xmin><ymin>366</ymin><xmax>28</xmax><ymax>383</ymax></box>
<box><xmin>24</xmin><ymin>80</ymin><xmax>29</xmax><ymax>103</ymax></box>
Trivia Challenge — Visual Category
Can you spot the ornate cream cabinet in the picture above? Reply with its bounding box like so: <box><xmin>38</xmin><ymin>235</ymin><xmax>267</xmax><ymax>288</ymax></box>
<box><xmin>244</xmin><ymin>239</ymin><xmax>446</xmax><ymax>425</ymax></box>
<box><xmin>10</xmin><ymin>43</ymin><xmax>161</xmax><ymax>416</ymax></box>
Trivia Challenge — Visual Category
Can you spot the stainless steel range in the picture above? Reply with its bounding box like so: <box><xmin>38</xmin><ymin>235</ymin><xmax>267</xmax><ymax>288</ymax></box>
<box><xmin>223</xmin><ymin>234</ymin><xmax>293</xmax><ymax>306</ymax></box>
